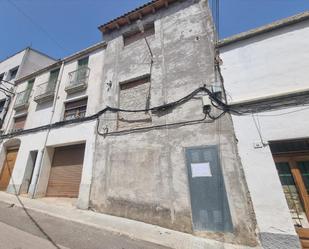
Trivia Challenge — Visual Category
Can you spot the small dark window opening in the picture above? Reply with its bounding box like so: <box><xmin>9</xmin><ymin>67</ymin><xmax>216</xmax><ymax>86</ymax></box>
<box><xmin>64</xmin><ymin>98</ymin><xmax>88</xmax><ymax>121</ymax></box>
<box><xmin>123</xmin><ymin>23</ymin><xmax>155</xmax><ymax>46</ymax></box>
<box><xmin>9</xmin><ymin>67</ymin><xmax>19</xmax><ymax>80</ymax></box>
<box><xmin>0</xmin><ymin>100</ymin><xmax>6</xmax><ymax>113</ymax></box>
<box><xmin>270</xmin><ymin>139</ymin><xmax>309</xmax><ymax>155</ymax></box>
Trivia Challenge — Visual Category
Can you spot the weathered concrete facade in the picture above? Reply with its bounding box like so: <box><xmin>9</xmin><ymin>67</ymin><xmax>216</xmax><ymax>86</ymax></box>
<box><xmin>90</xmin><ymin>0</ymin><xmax>257</xmax><ymax>246</ymax></box>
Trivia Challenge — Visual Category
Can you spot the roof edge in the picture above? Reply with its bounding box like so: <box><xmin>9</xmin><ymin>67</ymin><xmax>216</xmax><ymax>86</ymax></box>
<box><xmin>217</xmin><ymin>11</ymin><xmax>309</xmax><ymax>48</ymax></box>
<box><xmin>98</xmin><ymin>0</ymin><xmax>179</xmax><ymax>34</ymax></box>
<box><xmin>28</xmin><ymin>47</ymin><xmax>58</xmax><ymax>61</ymax></box>
<box><xmin>15</xmin><ymin>41</ymin><xmax>107</xmax><ymax>84</ymax></box>
<box><xmin>0</xmin><ymin>47</ymin><xmax>29</xmax><ymax>64</ymax></box>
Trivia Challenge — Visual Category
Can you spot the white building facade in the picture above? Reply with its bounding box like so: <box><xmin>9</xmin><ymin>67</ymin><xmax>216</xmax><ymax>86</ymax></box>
<box><xmin>0</xmin><ymin>47</ymin><xmax>56</xmax><ymax>128</ymax></box>
<box><xmin>0</xmin><ymin>43</ymin><xmax>105</xmax><ymax>210</ymax></box>
<box><xmin>219</xmin><ymin>12</ymin><xmax>309</xmax><ymax>249</ymax></box>
<box><xmin>9</xmin><ymin>1</ymin><xmax>307</xmax><ymax>248</ymax></box>
<box><xmin>0</xmin><ymin>0</ymin><xmax>260</xmax><ymax>248</ymax></box>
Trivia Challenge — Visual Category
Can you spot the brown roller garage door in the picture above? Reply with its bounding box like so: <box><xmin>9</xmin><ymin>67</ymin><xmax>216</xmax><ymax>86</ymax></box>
<box><xmin>46</xmin><ymin>143</ymin><xmax>85</xmax><ymax>197</ymax></box>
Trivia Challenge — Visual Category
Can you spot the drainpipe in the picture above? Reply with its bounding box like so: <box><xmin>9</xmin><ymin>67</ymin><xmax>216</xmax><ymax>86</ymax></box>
<box><xmin>31</xmin><ymin>61</ymin><xmax>64</xmax><ymax>198</ymax></box>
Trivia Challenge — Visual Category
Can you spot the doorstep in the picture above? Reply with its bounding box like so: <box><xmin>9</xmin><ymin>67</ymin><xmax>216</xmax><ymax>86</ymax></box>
<box><xmin>0</xmin><ymin>192</ymin><xmax>259</xmax><ymax>249</ymax></box>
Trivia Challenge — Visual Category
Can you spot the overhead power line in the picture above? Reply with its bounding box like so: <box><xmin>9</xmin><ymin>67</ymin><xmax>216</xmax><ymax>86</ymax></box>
<box><xmin>211</xmin><ymin>0</ymin><xmax>220</xmax><ymax>42</ymax></box>
<box><xmin>6</xmin><ymin>0</ymin><xmax>68</xmax><ymax>53</ymax></box>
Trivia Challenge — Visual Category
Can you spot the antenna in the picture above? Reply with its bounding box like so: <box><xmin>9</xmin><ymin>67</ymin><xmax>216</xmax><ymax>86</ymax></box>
<box><xmin>136</xmin><ymin>19</ymin><xmax>145</xmax><ymax>33</ymax></box>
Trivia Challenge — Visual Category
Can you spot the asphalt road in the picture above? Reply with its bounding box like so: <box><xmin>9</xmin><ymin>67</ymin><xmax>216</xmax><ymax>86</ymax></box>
<box><xmin>0</xmin><ymin>201</ymin><xmax>171</xmax><ymax>249</ymax></box>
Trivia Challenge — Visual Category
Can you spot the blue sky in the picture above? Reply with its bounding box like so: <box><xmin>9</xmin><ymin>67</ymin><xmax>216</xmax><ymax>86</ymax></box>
<box><xmin>0</xmin><ymin>0</ymin><xmax>309</xmax><ymax>61</ymax></box>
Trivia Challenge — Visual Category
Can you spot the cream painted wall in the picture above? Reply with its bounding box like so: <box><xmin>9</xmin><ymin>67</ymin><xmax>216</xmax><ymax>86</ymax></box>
<box><xmin>0</xmin><ymin>46</ymin><xmax>105</xmax><ymax>210</ymax></box>
<box><xmin>220</xmin><ymin>20</ymin><xmax>309</xmax><ymax>103</ymax></box>
<box><xmin>6</xmin><ymin>47</ymin><xmax>105</xmax><ymax>131</ymax></box>
<box><xmin>0</xmin><ymin>50</ymin><xmax>25</xmax><ymax>79</ymax></box>
<box><xmin>232</xmin><ymin>107</ymin><xmax>309</xmax><ymax>236</ymax></box>
<box><xmin>0</xmin><ymin>50</ymin><xmax>26</xmax><ymax>101</ymax></box>
<box><xmin>51</xmin><ymin>49</ymin><xmax>105</xmax><ymax>123</ymax></box>
<box><xmin>220</xmin><ymin>20</ymin><xmax>309</xmax><ymax>248</ymax></box>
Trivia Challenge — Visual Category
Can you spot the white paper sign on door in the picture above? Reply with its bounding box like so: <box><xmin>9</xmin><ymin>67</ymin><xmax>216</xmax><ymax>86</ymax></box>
<box><xmin>191</xmin><ymin>162</ymin><xmax>212</xmax><ymax>177</ymax></box>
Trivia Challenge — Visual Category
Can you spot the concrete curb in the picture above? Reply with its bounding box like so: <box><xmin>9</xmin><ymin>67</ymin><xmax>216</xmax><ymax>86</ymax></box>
<box><xmin>0</xmin><ymin>192</ymin><xmax>260</xmax><ymax>249</ymax></box>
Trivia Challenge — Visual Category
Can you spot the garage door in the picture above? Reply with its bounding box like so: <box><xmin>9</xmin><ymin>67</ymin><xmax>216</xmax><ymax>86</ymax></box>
<box><xmin>46</xmin><ymin>144</ymin><xmax>85</xmax><ymax>197</ymax></box>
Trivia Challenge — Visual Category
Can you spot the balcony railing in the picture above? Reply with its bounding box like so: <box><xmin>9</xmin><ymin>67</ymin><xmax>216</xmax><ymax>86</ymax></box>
<box><xmin>34</xmin><ymin>81</ymin><xmax>56</xmax><ymax>104</ymax></box>
<box><xmin>14</xmin><ymin>89</ymin><xmax>31</xmax><ymax>110</ymax></box>
<box><xmin>65</xmin><ymin>67</ymin><xmax>89</xmax><ymax>94</ymax></box>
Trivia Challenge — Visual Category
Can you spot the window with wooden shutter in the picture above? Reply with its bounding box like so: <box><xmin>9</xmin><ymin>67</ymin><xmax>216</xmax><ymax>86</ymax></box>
<box><xmin>13</xmin><ymin>115</ymin><xmax>27</xmax><ymax>132</ymax></box>
<box><xmin>271</xmin><ymin>140</ymin><xmax>309</xmax><ymax>247</ymax></box>
<box><xmin>63</xmin><ymin>98</ymin><xmax>87</xmax><ymax>121</ymax></box>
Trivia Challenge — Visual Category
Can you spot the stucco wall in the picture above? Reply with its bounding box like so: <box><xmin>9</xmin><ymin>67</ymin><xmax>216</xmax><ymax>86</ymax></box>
<box><xmin>0</xmin><ymin>47</ymin><xmax>104</xmax><ymax>211</ymax></box>
<box><xmin>17</xmin><ymin>49</ymin><xmax>56</xmax><ymax>79</ymax></box>
<box><xmin>0</xmin><ymin>50</ymin><xmax>25</xmax><ymax>80</ymax></box>
<box><xmin>4</xmin><ymin>48</ymin><xmax>104</xmax><ymax>132</ymax></box>
<box><xmin>0</xmin><ymin>50</ymin><xmax>26</xmax><ymax>108</ymax></box>
<box><xmin>219</xmin><ymin>20</ymin><xmax>309</xmax><ymax>249</ymax></box>
<box><xmin>230</xmin><ymin>108</ymin><xmax>308</xmax><ymax>249</ymax></box>
<box><xmin>90</xmin><ymin>0</ymin><xmax>257</xmax><ymax>246</ymax></box>
<box><xmin>51</xmin><ymin>49</ymin><xmax>105</xmax><ymax>123</ymax></box>
<box><xmin>220</xmin><ymin>19</ymin><xmax>309</xmax><ymax>104</ymax></box>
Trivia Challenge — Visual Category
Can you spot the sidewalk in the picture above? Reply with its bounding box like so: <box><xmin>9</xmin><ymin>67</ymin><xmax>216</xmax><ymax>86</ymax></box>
<box><xmin>0</xmin><ymin>192</ymin><xmax>258</xmax><ymax>249</ymax></box>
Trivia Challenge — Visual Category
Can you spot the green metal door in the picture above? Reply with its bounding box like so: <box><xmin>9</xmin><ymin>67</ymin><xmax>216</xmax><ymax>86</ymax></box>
<box><xmin>186</xmin><ymin>146</ymin><xmax>233</xmax><ymax>232</ymax></box>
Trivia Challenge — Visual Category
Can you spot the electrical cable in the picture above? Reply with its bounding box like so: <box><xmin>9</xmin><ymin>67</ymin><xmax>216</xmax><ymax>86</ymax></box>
<box><xmin>1</xmin><ymin>84</ymin><xmax>307</xmax><ymax>139</ymax></box>
<box><xmin>216</xmin><ymin>0</ymin><xmax>220</xmax><ymax>41</ymax></box>
<box><xmin>207</xmin><ymin>110</ymin><xmax>227</xmax><ymax>120</ymax></box>
<box><xmin>0</xmin><ymin>86</ymin><xmax>212</xmax><ymax>139</ymax></box>
<box><xmin>0</xmin><ymin>79</ymin><xmax>15</xmax><ymax>86</ymax></box>
<box><xmin>6</xmin><ymin>0</ymin><xmax>67</xmax><ymax>53</ymax></box>
<box><xmin>256</xmin><ymin>106</ymin><xmax>309</xmax><ymax>117</ymax></box>
<box><xmin>5</xmin><ymin>150</ymin><xmax>61</xmax><ymax>248</ymax></box>
<box><xmin>252</xmin><ymin>113</ymin><xmax>267</xmax><ymax>146</ymax></box>
<box><xmin>1</xmin><ymin>82</ymin><xmax>12</xmax><ymax>91</ymax></box>
<box><xmin>97</xmin><ymin>113</ymin><xmax>211</xmax><ymax>136</ymax></box>
<box><xmin>0</xmin><ymin>89</ymin><xmax>11</xmax><ymax>98</ymax></box>
<box><xmin>0</xmin><ymin>87</ymin><xmax>14</xmax><ymax>95</ymax></box>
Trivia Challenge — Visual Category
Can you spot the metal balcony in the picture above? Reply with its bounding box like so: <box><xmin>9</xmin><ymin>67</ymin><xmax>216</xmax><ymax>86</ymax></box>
<box><xmin>34</xmin><ymin>81</ymin><xmax>56</xmax><ymax>104</ymax></box>
<box><xmin>14</xmin><ymin>89</ymin><xmax>31</xmax><ymax>111</ymax></box>
<box><xmin>65</xmin><ymin>67</ymin><xmax>89</xmax><ymax>94</ymax></box>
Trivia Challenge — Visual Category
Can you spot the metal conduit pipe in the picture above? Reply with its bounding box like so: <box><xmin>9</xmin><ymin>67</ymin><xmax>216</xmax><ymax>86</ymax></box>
<box><xmin>31</xmin><ymin>61</ymin><xmax>65</xmax><ymax>198</ymax></box>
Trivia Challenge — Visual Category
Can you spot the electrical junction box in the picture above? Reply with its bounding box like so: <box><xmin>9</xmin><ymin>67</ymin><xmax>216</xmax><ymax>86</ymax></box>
<box><xmin>253</xmin><ymin>141</ymin><xmax>264</xmax><ymax>149</ymax></box>
<box><xmin>202</xmin><ymin>95</ymin><xmax>211</xmax><ymax>107</ymax></box>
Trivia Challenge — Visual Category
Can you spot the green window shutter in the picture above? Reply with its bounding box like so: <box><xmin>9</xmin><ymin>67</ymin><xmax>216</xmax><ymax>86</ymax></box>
<box><xmin>48</xmin><ymin>68</ymin><xmax>60</xmax><ymax>91</ymax></box>
<box><xmin>78</xmin><ymin>57</ymin><xmax>89</xmax><ymax>68</ymax></box>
